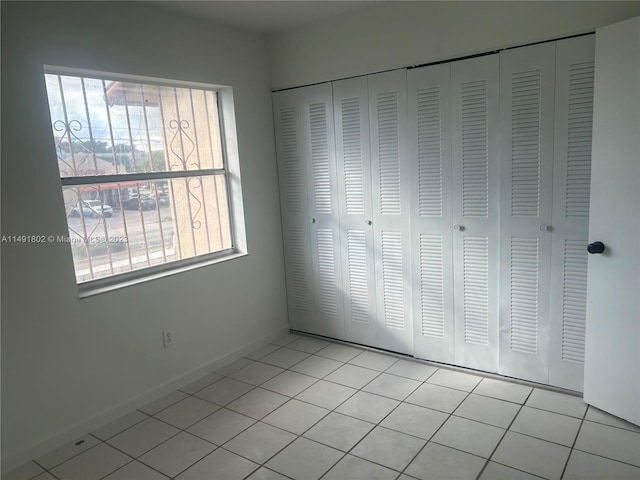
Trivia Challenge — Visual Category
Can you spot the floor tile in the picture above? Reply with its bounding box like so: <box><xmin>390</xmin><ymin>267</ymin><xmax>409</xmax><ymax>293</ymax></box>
<box><xmin>574</xmin><ymin>420</ymin><xmax>640</xmax><ymax>466</ymax></box>
<box><xmin>229</xmin><ymin>362</ymin><xmax>284</xmax><ymax>386</ymax></box>
<box><xmin>138</xmin><ymin>391</ymin><xmax>188</xmax><ymax>415</ymax></box>
<box><xmin>2</xmin><ymin>461</ymin><xmax>45</xmax><ymax>480</ymax></box>
<box><xmin>194</xmin><ymin>377</ymin><xmax>253</xmax><ymax>406</ymax></box>
<box><xmin>92</xmin><ymin>411</ymin><xmax>149</xmax><ymax>440</ymax></box>
<box><xmin>287</xmin><ymin>336</ymin><xmax>330</xmax><ymax>354</ymax></box>
<box><xmin>432</xmin><ymin>415</ymin><xmax>504</xmax><ymax>458</ymax></box>
<box><xmin>259</xmin><ymin>348</ymin><xmax>309</xmax><ymax>369</ymax></box>
<box><xmin>335</xmin><ymin>391</ymin><xmax>399</xmax><ymax>424</ymax></box>
<box><xmin>179</xmin><ymin>371</ymin><xmax>223</xmax><ymax>394</ymax></box>
<box><xmin>491</xmin><ymin>431</ymin><xmax>570</xmax><ymax>480</ymax></box>
<box><xmin>260</xmin><ymin>370</ymin><xmax>317</xmax><ymax>397</ymax></box>
<box><xmin>478</xmin><ymin>462</ymin><xmax>540</xmax><ymax>480</ymax></box>
<box><xmin>289</xmin><ymin>355</ymin><xmax>343</xmax><ymax>378</ymax></box>
<box><xmin>215</xmin><ymin>357</ymin><xmax>254</xmax><ymax>376</ymax></box>
<box><xmin>107</xmin><ymin>418</ymin><xmax>180</xmax><ymax>457</ymax></box>
<box><xmin>265</xmin><ymin>438</ymin><xmax>343</xmax><ymax>480</ymax></box>
<box><xmin>138</xmin><ymin>432</ymin><xmax>215</xmax><ymax>477</ymax></box>
<box><xmin>303</xmin><ymin>412</ymin><xmax>374</xmax><ymax>451</ymax></box>
<box><xmin>35</xmin><ymin>435</ymin><xmax>101</xmax><ymax>469</ymax></box>
<box><xmin>30</xmin><ymin>474</ymin><xmax>56</xmax><ymax>480</ymax></box>
<box><xmin>473</xmin><ymin>377</ymin><xmax>532</xmax><ymax>404</ymax></box>
<box><xmin>102</xmin><ymin>460</ymin><xmax>168</xmax><ymax>480</ymax></box>
<box><xmin>585</xmin><ymin>406</ymin><xmax>640</xmax><ymax>433</ymax></box>
<box><xmin>380</xmin><ymin>402</ymin><xmax>448</xmax><ymax>440</ymax></box>
<box><xmin>224</xmin><ymin>422</ymin><xmax>296</xmax><ymax>464</ymax></box>
<box><xmin>154</xmin><ymin>396</ymin><xmax>219</xmax><ymax>429</ymax></box>
<box><xmin>405</xmin><ymin>383</ymin><xmax>467</xmax><ymax>413</ymax></box>
<box><xmin>227</xmin><ymin>388</ymin><xmax>289</xmax><ymax>419</ymax></box>
<box><xmin>385</xmin><ymin>359</ymin><xmax>437</xmax><ymax>382</ymax></box>
<box><xmin>272</xmin><ymin>333</ymin><xmax>302</xmax><ymax>346</ymax></box>
<box><xmin>50</xmin><ymin>444</ymin><xmax>130</xmax><ymax>480</ymax></box>
<box><xmin>352</xmin><ymin>426</ymin><xmax>425</xmax><ymax>471</ymax></box>
<box><xmin>262</xmin><ymin>399</ymin><xmax>329</xmax><ymax>435</ymax></box>
<box><xmin>525</xmin><ymin>388</ymin><xmax>587</xmax><ymax>418</ymax></box>
<box><xmin>454</xmin><ymin>394</ymin><xmax>520</xmax><ymax>428</ymax></box>
<box><xmin>405</xmin><ymin>442</ymin><xmax>486</xmax><ymax>480</ymax></box>
<box><xmin>175</xmin><ymin>448</ymin><xmax>258</xmax><ymax>480</ymax></box>
<box><xmin>363</xmin><ymin>373</ymin><xmax>421</xmax><ymax>400</ymax></box>
<box><xmin>323</xmin><ymin>454</ymin><xmax>397</xmax><ymax>480</ymax></box>
<box><xmin>510</xmin><ymin>406</ymin><xmax>581</xmax><ymax>446</ymax></box>
<box><xmin>295</xmin><ymin>380</ymin><xmax>356</xmax><ymax>409</ymax></box>
<box><xmin>187</xmin><ymin>408</ymin><xmax>255</xmax><ymax>445</ymax></box>
<box><xmin>245</xmin><ymin>467</ymin><xmax>289</xmax><ymax>480</ymax></box>
<box><xmin>244</xmin><ymin>344</ymin><xmax>281</xmax><ymax>361</ymax></box>
<box><xmin>563</xmin><ymin>449</ymin><xmax>640</xmax><ymax>480</ymax></box>
<box><xmin>325</xmin><ymin>364</ymin><xmax>380</xmax><ymax>389</ymax></box>
<box><xmin>316</xmin><ymin>343</ymin><xmax>363</xmax><ymax>362</ymax></box>
<box><xmin>348</xmin><ymin>350</ymin><xmax>398</xmax><ymax>371</ymax></box>
<box><xmin>426</xmin><ymin>368</ymin><xmax>482</xmax><ymax>392</ymax></box>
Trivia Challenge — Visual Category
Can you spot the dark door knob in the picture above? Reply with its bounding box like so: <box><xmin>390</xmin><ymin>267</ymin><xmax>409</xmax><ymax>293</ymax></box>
<box><xmin>587</xmin><ymin>241</ymin><xmax>605</xmax><ymax>254</ymax></box>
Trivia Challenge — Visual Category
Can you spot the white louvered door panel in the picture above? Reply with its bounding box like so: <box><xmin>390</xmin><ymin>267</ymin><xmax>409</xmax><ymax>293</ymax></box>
<box><xmin>499</xmin><ymin>43</ymin><xmax>555</xmax><ymax>384</ymax></box>
<box><xmin>549</xmin><ymin>36</ymin><xmax>594</xmax><ymax>391</ymax></box>
<box><xmin>369</xmin><ymin>70</ymin><xmax>413</xmax><ymax>354</ymax></box>
<box><xmin>302</xmin><ymin>84</ymin><xmax>345</xmax><ymax>339</ymax></box>
<box><xmin>333</xmin><ymin>77</ymin><xmax>378</xmax><ymax>346</ymax></box>
<box><xmin>273</xmin><ymin>89</ymin><xmax>315</xmax><ymax>332</ymax></box>
<box><xmin>451</xmin><ymin>55</ymin><xmax>500</xmax><ymax>372</ymax></box>
<box><xmin>408</xmin><ymin>64</ymin><xmax>455</xmax><ymax>363</ymax></box>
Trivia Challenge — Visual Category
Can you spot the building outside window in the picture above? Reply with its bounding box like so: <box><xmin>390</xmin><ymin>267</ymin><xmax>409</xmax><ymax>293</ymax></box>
<box><xmin>44</xmin><ymin>67</ymin><xmax>245</xmax><ymax>290</ymax></box>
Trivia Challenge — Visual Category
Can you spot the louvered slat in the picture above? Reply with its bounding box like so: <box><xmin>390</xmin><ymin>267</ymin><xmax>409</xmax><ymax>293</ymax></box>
<box><xmin>377</xmin><ymin>92</ymin><xmax>401</xmax><ymax>215</ymax></box>
<box><xmin>562</xmin><ymin>239</ymin><xmax>587</xmax><ymax>362</ymax></box>
<box><xmin>463</xmin><ymin>236</ymin><xmax>489</xmax><ymax>345</ymax></box>
<box><xmin>280</xmin><ymin>106</ymin><xmax>302</xmax><ymax>214</ymax></box>
<box><xmin>417</xmin><ymin>87</ymin><xmax>443</xmax><ymax>217</ymax></box>
<box><xmin>461</xmin><ymin>81</ymin><xmax>489</xmax><ymax>218</ymax></box>
<box><xmin>382</xmin><ymin>231</ymin><xmax>404</xmax><ymax>329</ymax></box>
<box><xmin>288</xmin><ymin>227</ymin><xmax>309</xmax><ymax>311</ymax></box>
<box><xmin>566</xmin><ymin>62</ymin><xmax>594</xmax><ymax>218</ymax></box>
<box><xmin>420</xmin><ymin>234</ymin><xmax>445</xmax><ymax>338</ymax></box>
<box><xmin>347</xmin><ymin>229</ymin><xmax>369</xmax><ymax>324</ymax></box>
<box><xmin>511</xmin><ymin>70</ymin><xmax>542</xmax><ymax>217</ymax></box>
<box><xmin>309</xmin><ymin>103</ymin><xmax>332</xmax><ymax>214</ymax></box>
<box><xmin>342</xmin><ymin>97</ymin><xmax>365</xmax><ymax>215</ymax></box>
<box><xmin>316</xmin><ymin>228</ymin><xmax>337</xmax><ymax>317</ymax></box>
<box><xmin>510</xmin><ymin>237</ymin><xmax>539</xmax><ymax>354</ymax></box>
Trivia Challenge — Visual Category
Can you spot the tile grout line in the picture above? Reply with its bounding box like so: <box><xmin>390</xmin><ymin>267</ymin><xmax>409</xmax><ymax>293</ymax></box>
<box><xmin>558</xmin><ymin>404</ymin><xmax>589</xmax><ymax>480</ymax></box>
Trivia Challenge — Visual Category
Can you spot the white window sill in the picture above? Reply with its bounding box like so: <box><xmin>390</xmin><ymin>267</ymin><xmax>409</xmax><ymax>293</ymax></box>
<box><xmin>78</xmin><ymin>251</ymin><xmax>249</xmax><ymax>298</ymax></box>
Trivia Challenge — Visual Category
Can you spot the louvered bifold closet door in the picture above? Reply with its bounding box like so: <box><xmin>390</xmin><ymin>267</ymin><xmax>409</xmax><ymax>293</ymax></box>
<box><xmin>333</xmin><ymin>77</ymin><xmax>378</xmax><ymax>346</ymax></box>
<box><xmin>302</xmin><ymin>84</ymin><xmax>345</xmax><ymax>339</ymax></box>
<box><xmin>498</xmin><ymin>43</ymin><xmax>556</xmax><ymax>384</ymax></box>
<box><xmin>548</xmin><ymin>36</ymin><xmax>594</xmax><ymax>391</ymax></box>
<box><xmin>369</xmin><ymin>70</ymin><xmax>413</xmax><ymax>354</ymax></box>
<box><xmin>273</xmin><ymin>89</ymin><xmax>316</xmax><ymax>333</ymax></box>
<box><xmin>408</xmin><ymin>64</ymin><xmax>455</xmax><ymax>363</ymax></box>
<box><xmin>451</xmin><ymin>55</ymin><xmax>500</xmax><ymax>371</ymax></box>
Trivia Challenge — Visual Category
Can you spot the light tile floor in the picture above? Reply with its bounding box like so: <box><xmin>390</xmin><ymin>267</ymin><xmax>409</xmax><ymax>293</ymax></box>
<box><xmin>5</xmin><ymin>333</ymin><xmax>640</xmax><ymax>480</ymax></box>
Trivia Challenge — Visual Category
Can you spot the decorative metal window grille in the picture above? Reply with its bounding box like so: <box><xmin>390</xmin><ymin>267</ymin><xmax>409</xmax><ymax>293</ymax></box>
<box><xmin>44</xmin><ymin>68</ymin><xmax>236</xmax><ymax>285</ymax></box>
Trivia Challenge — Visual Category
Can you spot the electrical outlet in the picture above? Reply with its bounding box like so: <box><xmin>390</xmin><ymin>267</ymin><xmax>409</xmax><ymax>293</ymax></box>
<box><xmin>162</xmin><ymin>330</ymin><xmax>174</xmax><ymax>348</ymax></box>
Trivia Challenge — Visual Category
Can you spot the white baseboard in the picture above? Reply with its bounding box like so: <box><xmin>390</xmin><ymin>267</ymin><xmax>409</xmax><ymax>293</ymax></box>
<box><xmin>1</xmin><ymin>325</ymin><xmax>290</xmax><ymax>473</ymax></box>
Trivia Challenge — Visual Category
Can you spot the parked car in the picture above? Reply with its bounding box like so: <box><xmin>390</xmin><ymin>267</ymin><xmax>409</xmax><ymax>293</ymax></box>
<box><xmin>123</xmin><ymin>194</ymin><xmax>157</xmax><ymax>211</ymax></box>
<box><xmin>70</xmin><ymin>200</ymin><xmax>113</xmax><ymax>218</ymax></box>
<box><xmin>157</xmin><ymin>192</ymin><xmax>170</xmax><ymax>206</ymax></box>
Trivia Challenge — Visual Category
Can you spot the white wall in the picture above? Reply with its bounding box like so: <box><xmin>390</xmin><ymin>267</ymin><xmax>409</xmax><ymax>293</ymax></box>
<box><xmin>268</xmin><ymin>1</ymin><xmax>640</xmax><ymax>89</ymax></box>
<box><xmin>1</xmin><ymin>1</ymin><xmax>287</xmax><ymax>467</ymax></box>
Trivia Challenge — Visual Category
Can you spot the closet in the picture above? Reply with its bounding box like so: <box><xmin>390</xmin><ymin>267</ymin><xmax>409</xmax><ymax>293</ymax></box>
<box><xmin>273</xmin><ymin>34</ymin><xmax>594</xmax><ymax>391</ymax></box>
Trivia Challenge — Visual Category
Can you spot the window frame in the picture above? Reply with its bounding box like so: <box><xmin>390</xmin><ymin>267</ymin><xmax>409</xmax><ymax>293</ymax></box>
<box><xmin>44</xmin><ymin>66</ymin><xmax>248</xmax><ymax>296</ymax></box>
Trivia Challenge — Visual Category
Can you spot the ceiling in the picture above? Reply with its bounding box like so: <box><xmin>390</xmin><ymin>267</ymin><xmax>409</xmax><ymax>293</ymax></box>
<box><xmin>149</xmin><ymin>1</ymin><xmax>382</xmax><ymax>34</ymax></box>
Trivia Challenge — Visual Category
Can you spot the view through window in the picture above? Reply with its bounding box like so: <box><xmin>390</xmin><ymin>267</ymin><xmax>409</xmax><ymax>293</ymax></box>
<box><xmin>44</xmin><ymin>69</ymin><xmax>234</xmax><ymax>284</ymax></box>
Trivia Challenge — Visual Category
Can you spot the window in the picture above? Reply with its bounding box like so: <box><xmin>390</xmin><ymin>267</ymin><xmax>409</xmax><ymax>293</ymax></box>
<box><xmin>44</xmin><ymin>67</ymin><xmax>245</xmax><ymax>291</ymax></box>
